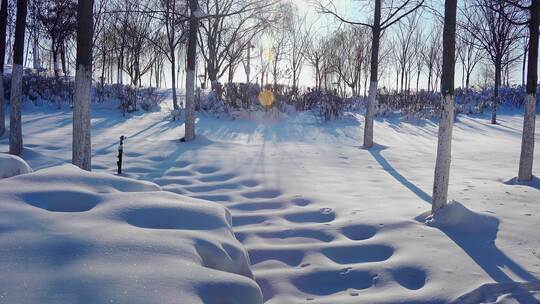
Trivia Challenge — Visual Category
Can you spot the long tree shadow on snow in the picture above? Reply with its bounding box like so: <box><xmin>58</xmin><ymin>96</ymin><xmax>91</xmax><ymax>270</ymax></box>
<box><xmin>366</xmin><ymin>144</ymin><xmax>539</xmax><ymax>301</ymax></box>
<box><xmin>367</xmin><ymin>144</ymin><xmax>432</xmax><ymax>204</ymax></box>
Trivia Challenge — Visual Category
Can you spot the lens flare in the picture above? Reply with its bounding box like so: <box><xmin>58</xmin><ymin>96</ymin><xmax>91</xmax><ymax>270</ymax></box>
<box><xmin>258</xmin><ymin>89</ymin><xmax>275</xmax><ymax>107</ymax></box>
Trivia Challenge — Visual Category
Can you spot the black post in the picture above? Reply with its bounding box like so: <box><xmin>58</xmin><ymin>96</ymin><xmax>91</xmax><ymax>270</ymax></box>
<box><xmin>117</xmin><ymin>136</ymin><xmax>125</xmax><ymax>174</ymax></box>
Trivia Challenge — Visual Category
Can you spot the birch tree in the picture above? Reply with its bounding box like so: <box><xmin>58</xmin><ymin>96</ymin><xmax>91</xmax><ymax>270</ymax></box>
<box><xmin>9</xmin><ymin>0</ymin><xmax>28</xmax><ymax>156</ymax></box>
<box><xmin>432</xmin><ymin>0</ymin><xmax>457</xmax><ymax>213</ymax></box>
<box><xmin>0</xmin><ymin>0</ymin><xmax>8</xmax><ymax>136</ymax></box>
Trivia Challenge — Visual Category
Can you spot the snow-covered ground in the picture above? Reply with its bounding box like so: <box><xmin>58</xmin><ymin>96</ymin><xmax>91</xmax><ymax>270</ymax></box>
<box><xmin>0</xmin><ymin>163</ymin><xmax>261</xmax><ymax>304</ymax></box>
<box><xmin>1</xmin><ymin>98</ymin><xmax>539</xmax><ymax>303</ymax></box>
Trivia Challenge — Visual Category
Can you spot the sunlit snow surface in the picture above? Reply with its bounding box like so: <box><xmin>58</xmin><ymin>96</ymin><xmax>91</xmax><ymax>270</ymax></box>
<box><xmin>0</xmin><ymin>163</ymin><xmax>261</xmax><ymax>304</ymax></box>
<box><xmin>1</xmin><ymin>97</ymin><xmax>539</xmax><ymax>303</ymax></box>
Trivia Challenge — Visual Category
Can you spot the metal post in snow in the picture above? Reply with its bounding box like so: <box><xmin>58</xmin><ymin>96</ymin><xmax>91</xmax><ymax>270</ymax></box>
<box><xmin>117</xmin><ymin>135</ymin><xmax>126</xmax><ymax>175</ymax></box>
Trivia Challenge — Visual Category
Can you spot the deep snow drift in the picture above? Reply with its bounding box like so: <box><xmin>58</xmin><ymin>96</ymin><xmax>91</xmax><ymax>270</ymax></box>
<box><xmin>0</xmin><ymin>99</ymin><xmax>539</xmax><ymax>303</ymax></box>
<box><xmin>0</xmin><ymin>163</ymin><xmax>261</xmax><ymax>304</ymax></box>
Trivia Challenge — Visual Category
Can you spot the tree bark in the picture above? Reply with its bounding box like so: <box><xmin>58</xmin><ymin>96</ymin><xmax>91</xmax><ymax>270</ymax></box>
<box><xmin>184</xmin><ymin>0</ymin><xmax>198</xmax><ymax>142</ymax></box>
<box><xmin>432</xmin><ymin>0</ymin><xmax>457</xmax><ymax>213</ymax></box>
<box><xmin>53</xmin><ymin>43</ymin><xmax>60</xmax><ymax>78</ymax></box>
<box><xmin>0</xmin><ymin>0</ymin><xmax>8</xmax><ymax>136</ymax></box>
<box><xmin>72</xmin><ymin>0</ymin><xmax>94</xmax><ymax>171</ymax></box>
<box><xmin>32</xmin><ymin>30</ymin><xmax>39</xmax><ymax>70</ymax></box>
<box><xmin>60</xmin><ymin>41</ymin><xmax>67</xmax><ymax>76</ymax></box>
<box><xmin>518</xmin><ymin>0</ymin><xmax>539</xmax><ymax>181</ymax></box>
<box><xmin>363</xmin><ymin>0</ymin><xmax>381</xmax><ymax>149</ymax></box>
<box><xmin>171</xmin><ymin>51</ymin><xmax>179</xmax><ymax>110</ymax></box>
<box><xmin>9</xmin><ymin>0</ymin><xmax>28</xmax><ymax>155</ymax></box>
<box><xmin>492</xmin><ymin>63</ymin><xmax>501</xmax><ymax>124</ymax></box>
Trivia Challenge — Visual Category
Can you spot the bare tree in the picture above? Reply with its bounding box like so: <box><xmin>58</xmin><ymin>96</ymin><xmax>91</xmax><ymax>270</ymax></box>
<box><xmin>456</xmin><ymin>27</ymin><xmax>483</xmax><ymax>88</ymax></box>
<box><xmin>394</xmin><ymin>13</ymin><xmax>421</xmax><ymax>93</ymax></box>
<box><xmin>72</xmin><ymin>0</ymin><xmax>93</xmax><ymax>171</ymax></box>
<box><xmin>305</xmin><ymin>35</ymin><xmax>326</xmax><ymax>91</ymax></box>
<box><xmin>463</xmin><ymin>0</ymin><xmax>524</xmax><ymax>124</ymax></box>
<box><xmin>422</xmin><ymin>28</ymin><xmax>442</xmax><ymax>92</ymax></box>
<box><xmin>197</xmin><ymin>0</ymin><xmax>271</xmax><ymax>89</ymax></box>
<box><xmin>287</xmin><ymin>10</ymin><xmax>310</xmax><ymax>93</ymax></box>
<box><xmin>432</xmin><ymin>0</ymin><xmax>457</xmax><ymax>213</ymax></box>
<box><xmin>148</xmin><ymin>0</ymin><xmax>188</xmax><ymax>110</ymax></box>
<box><xmin>329</xmin><ymin>26</ymin><xmax>368</xmax><ymax>96</ymax></box>
<box><xmin>9</xmin><ymin>0</ymin><xmax>27</xmax><ymax>155</ymax></box>
<box><xmin>35</xmin><ymin>0</ymin><xmax>76</xmax><ymax>77</ymax></box>
<box><xmin>318</xmin><ymin>0</ymin><xmax>425</xmax><ymax>148</ymax></box>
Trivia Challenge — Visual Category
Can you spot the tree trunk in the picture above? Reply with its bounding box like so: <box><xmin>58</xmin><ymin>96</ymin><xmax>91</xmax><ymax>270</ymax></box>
<box><xmin>171</xmin><ymin>51</ymin><xmax>179</xmax><ymax>109</ymax></box>
<box><xmin>522</xmin><ymin>45</ymin><xmax>528</xmax><ymax>87</ymax></box>
<box><xmin>416</xmin><ymin>69</ymin><xmax>421</xmax><ymax>92</ymax></box>
<box><xmin>427</xmin><ymin>68</ymin><xmax>432</xmax><ymax>92</ymax></box>
<box><xmin>518</xmin><ymin>0</ymin><xmax>539</xmax><ymax>181</ymax></box>
<box><xmin>9</xmin><ymin>0</ymin><xmax>28</xmax><ymax>155</ymax></box>
<box><xmin>228</xmin><ymin>64</ymin><xmax>234</xmax><ymax>84</ymax></box>
<box><xmin>184</xmin><ymin>0</ymin><xmax>198</xmax><ymax>142</ymax></box>
<box><xmin>72</xmin><ymin>0</ymin><xmax>93</xmax><ymax>171</ymax></box>
<box><xmin>492</xmin><ymin>63</ymin><xmax>501</xmax><ymax>124</ymax></box>
<box><xmin>0</xmin><ymin>0</ymin><xmax>8</xmax><ymax>136</ymax></box>
<box><xmin>53</xmin><ymin>46</ymin><xmax>60</xmax><ymax>78</ymax></box>
<box><xmin>32</xmin><ymin>30</ymin><xmax>39</xmax><ymax>70</ymax></box>
<box><xmin>61</xmin><ymin>41</ymin><xmax>67</xmax><ymax>76</ymax></box>
<box><xmin>432</xmin><ymin>0</ymin><xmax>457</xmax><ymax>213</ymax></box>
<box><xmin>363</xmin><ymin>0</ymin><xmax>381</xmax><ymax>149</ymax></box>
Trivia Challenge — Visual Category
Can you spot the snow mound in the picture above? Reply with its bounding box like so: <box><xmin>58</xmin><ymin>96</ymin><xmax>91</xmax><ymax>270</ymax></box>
<box><xmin>0</xmin><ymin>153</ymin><xmax>33</xmax><ymax>178</ymax></box>
<box><xmin>0</xmin><ymin>165</ymin><xmax>262</xmax><ymax>304</ymax></box>
<box><xmin>504</xmin><ymin>176</ymin><xmax>540</xmax><ymax>190</ymax></box>
<box><xmin>453</xmin><ymin>282</ymin><xmax>540</xmax><ymax>304</ymax></box>
<box><xmin>420</xmin><ymin>201</ymin><xmax>499</xmax><ymax>234</ymax></box>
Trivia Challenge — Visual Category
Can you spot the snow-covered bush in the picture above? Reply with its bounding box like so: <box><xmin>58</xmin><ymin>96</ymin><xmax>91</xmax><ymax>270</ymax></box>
<box><xmin>2</xmin><ymin>71</ymin><xmax>164</xmax><ymax>114</ymax></box>
<box><xmin>200</xmin><ymin>89</ymin><xmax>227</xmax><ymax>114</ymax></box>
<box><xmin>302</xmin><ymin>90</ymin><xmax>354</xmax><ymax>122</ymax></box>
<box><xmin>375</xmin><ymin>86</ymin><xmax>531</xmax><ymax>120</ymax></box>
<box><xmin>3</xmin><ymin>72</ymin><xmax>74</xmax><ymax>107</ymax></box>
<box><xmin>207</xmin><ymin>82</ymin><xmax>535</xmax><ymax>122</ymax></box>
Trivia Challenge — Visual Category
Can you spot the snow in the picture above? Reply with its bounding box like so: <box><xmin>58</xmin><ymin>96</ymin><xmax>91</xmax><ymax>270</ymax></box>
<box><xmin>0</xmin><ymin>164</ymin><xmax>262</xmax><ymax>304</ymax></box>
<box><xmin>420</xmin><ymin>200</ymin><xmax>499</xmax><ymax>233</ymax></box>
<box><xmin>1</xmin><ymin>100</ymin><xmax>539</xmax><ymax>303</ymax></box>
<box><xmin>0</xmin><ymin>152</ymin><xmax>33</xmax><ymax>178</ymax></box>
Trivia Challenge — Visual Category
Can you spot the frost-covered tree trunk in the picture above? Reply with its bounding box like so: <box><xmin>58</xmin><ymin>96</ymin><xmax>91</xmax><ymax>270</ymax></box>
<box><xmin>432</xmin><ymin>0</ymin><xmax>457</xmax><ymax>213</ymax></box>
<box><xmin>183</xmin><ymin>0</ymin><xmax>198</xmax><ymax>142</ymax></box>
<box><xmin>9</xmin><ymin>0</ymin><xmax>28</xmax><ymax>156</ymax></box>
<box><xmin>518</xmin><ymin>0</ymin><xmax>539</xmax><ymax>182</ymax></box>
<box><xmin>0</xmin><ymin>0</ymin><xmax>8</xmax><ymax>137</ymax></box>
<box><xmin>363</xmin><ymin>0</ymin><xmax>381</xmax><ymax>149</ymax></box>
<box><xmin>72</xmin><ymin>0</ymin><xmax>93</xmax><ymax>171</ymax></box>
